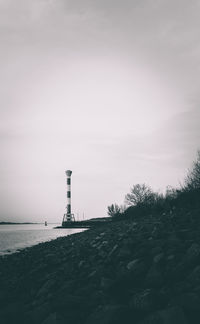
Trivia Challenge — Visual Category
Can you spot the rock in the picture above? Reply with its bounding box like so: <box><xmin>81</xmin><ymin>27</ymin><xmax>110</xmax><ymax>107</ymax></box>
<box><xmin>97</xmin><ymin>241</ymin><xmax>108</xmax><ymax>250</ymax></box>
<box><xmin>118</xmin><ymin>247</ymin><xmax>131</xmax><ymax>259</ymax></box>
<box><xmin>123</xmin><ymin>237</ymin><xmax>134</xmax><ymax>248</ymax></box>
<box><xmin>42</xmin><ymin>313</ymin><xmax>57</xmax><ymax>324</ymax></box>
<box><xmin>185</xmin><ymin>243</ymin><xmax>200</xmax><ymax>263</ymax></box>
<box><xmin>108</xmin><ymin>244</ymin><xmax>118</xmax><ymax>257</ymax></box>
<box><xmin>188</xmin><ymin>265</ymin><xmax>200</xmax><ymax>286</ymax></box>
<box><xmin>151</xmin><ymin>226</ymin><xmax>159</xmax><ymax>238</ymax></box>
<box><xmin>151</xmin><ymin>246</ymin><xmax>163</xmax><ymax>256</ymax></box>
<box><xmin>153</xmin><ymin>253</ymin><xmax>164</xmax><ymax>264</ymax></box>
<box><xmin>177</xmin><ymin>229</ymin><xmax>191</xmax><ymax>240</ymax></box>
<box><xmin>88</xmin><ymin>270</ymin><xmax>97</xmax><ymax>278</ymax></box>
<box><xmin>0</xmin><ymin>290</ymin><xmax>10</xmax><ymax>308</ymax></box>
<box><xmin>193</xmin><ymin>285</ymin><xmax>200</xmax><ymax>295</ymax></box>
<box><xmin>26</xmin><ymin>303</ymin><xmax>51</xmax><ymax>324</ymax></box>
<box><xmin>36</xmin><ymin>279</ymin><xmax>56</xmax><ymax>299</ymax></box>
<box><xmin>99</xmin><ymin>232</ymin><xmax>106</xmax><ymax>236</ymax></box>
<box><xmin>0</xmin><ymin>302</ymin><xmax>27</xmax><ymax>324</ymax></box>
<box><xmin>85</xmin><ymin>305</ymin><xmax>132</xmax><ymax>324</ymax></box>
<box><xmin>170</xmin><ymin>292</ymin><xmax>200</xmax><ymax>311</ymax></box>
<box><xmin>52</xmin><ymin>292</ymin><xmax>93</xmax><ymax>323</ymax></box>
<box><xmin>138</xmin><ymin>306</ymin><xmax>188</xmax><ymax>324</ymax></box>
<box><xmin>171</xmin><ymin>280</ymin><xmax>192</xmax><ymax>296</ymax></box>
<box><xmin>166</xmin><ymin>235</ymin><xmax>182</xmax><ymax>251</ymax></box>
<box><xmin>75</xmin><ymin>283</ymin><xmax>96</xmax><ymax>298</ymax></box>
<box><xmin>53</xmin><ymin>292</ymin><xmax>86</xmax><ymax>311</ymax></box>
<box><xmin>98</xmin><ymin>250</ymin><xmax>107</xmax><ymax>258</ymax></box>
<box><xmin>145</xmin><ymin>265</ymin><xmax>163</xmax><ymax>288</ymax></box>
<box><xmin>165</xmin><ymin>261</ymin><xmax>189</xmax><ymax>282</ymax></box>
<box><xmin>129</xmin><ymin>289</ymin><xmax>158</xmax><ymax>312</ymax></box>
<box><xmin>127</xmin><ymin>259</ymin><xmax>139</xmax><ymax>271</ymax></box>
<box><xmin>102</xmin><ymin>240</ymin><xmax>109</xmax><ymax>245</ymax></box>
<box><xmin>78</xmin><ymin>260</ymin><xmax>85</xmax><ymax>268</ymax></box>
<box><xmin>167</xmin><ymin>255</ymin><xmax>174</xmax><ymax>261</ymax></box>
<box><xmin>128</xmin><ymin>260</ymin><xmax>147</xmax><ymax>278</ymax></box>
<box><xmin>100</xmin><ymin>277</ymin><xmax>114</xmax><ymax>290</ymax></box>
<box><xmin>107</xmin><ymin>262</ymin><xmax>147</xmax><ymax>301</ymax></box>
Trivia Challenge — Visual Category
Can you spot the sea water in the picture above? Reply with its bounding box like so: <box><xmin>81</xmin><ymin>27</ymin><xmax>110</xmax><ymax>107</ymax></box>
<box><xmin>0</xmin><ymin>224</ymin><xmax>85</xmax><ymax>255</ymax></box>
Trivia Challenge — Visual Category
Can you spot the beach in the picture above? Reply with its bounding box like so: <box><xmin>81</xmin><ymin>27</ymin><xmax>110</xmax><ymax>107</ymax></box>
<box><xmin>1</xmin><ymin>207</ymin><xmax>200</xmax><ymax>324</ymax></box>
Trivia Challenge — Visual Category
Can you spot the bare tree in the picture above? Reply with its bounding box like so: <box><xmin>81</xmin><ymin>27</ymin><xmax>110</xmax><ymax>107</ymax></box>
<box><xmin>185</xmin><ymin>150</ymin><xmax>200</xmax><ymax>190</ymax></box>
<box><xmin>125</xmin><ymin>183</ymin><xmax>155</xmax><ymax>206</ymax></box>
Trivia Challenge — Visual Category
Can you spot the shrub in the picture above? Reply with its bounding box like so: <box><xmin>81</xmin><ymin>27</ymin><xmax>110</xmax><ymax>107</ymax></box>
<box><xmin>107</xmin><ymin>204</ymin><xmax>121</xmax><ymax>217</ymax></box>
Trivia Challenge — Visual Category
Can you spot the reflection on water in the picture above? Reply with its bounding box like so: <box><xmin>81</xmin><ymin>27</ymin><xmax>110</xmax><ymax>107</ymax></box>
<box><xmin>0</xmin><ymin>224</ymin><xmax>85</xmax><ymax>255</ymax></box>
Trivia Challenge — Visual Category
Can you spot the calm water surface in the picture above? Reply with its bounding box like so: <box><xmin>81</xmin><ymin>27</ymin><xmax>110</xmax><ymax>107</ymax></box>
<box><xmin>0</xmin><ymin>224</ymin><xmax>85</xmax><ymax>255</ymax></box>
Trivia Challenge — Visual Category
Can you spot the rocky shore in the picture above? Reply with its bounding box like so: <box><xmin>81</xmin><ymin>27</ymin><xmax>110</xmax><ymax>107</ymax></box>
<box><xmin>1</xmin><ymin>207</ymin><xmax>200</xmax><ymax>324</ymax></box>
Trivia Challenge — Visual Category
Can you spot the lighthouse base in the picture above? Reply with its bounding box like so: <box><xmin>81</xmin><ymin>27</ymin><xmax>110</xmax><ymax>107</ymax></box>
<box><xmin>62</xmin><ymin>213</ymin><xmax>75</xmax><ymax>225</ymax></box>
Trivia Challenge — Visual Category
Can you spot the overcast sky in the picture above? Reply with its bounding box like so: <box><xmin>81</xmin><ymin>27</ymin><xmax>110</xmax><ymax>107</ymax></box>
<box><xmin>0</xmin><ymin>0</ymin><xmax>200</xmax><ymax>222</ymax></box>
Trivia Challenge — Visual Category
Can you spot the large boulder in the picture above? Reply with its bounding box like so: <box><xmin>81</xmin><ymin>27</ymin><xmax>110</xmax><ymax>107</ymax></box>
<box><xmin>138</xmin><ymin>306</ymin><xmax>188</xmax><ymax>324</ymax></box>
<box><xmin>185</xmin><ymin>243</ymin><xmax>200</xmax><ymax>264</ymax></box>
<box><xmin>188</xmin><ymin>265</ymin><xmax>200</xmax><ymax>286</ymax></box>
<box><xmin>145</xmin><ymin>265</ymin><xmax>163</xmax><ymax>288</ymax></box>
<box><xmin>169</xmin><ymin>292</ymin><xmax>200</xmax><ymax>311</ymax></box>
<box><xmin>129</xmin><ymin>289</ymin><xmax>162</xmax><ymax>312</ymax></box>
<box><xmin>85</xmin><ymin>305</ymin><xmax>132</xmax><ymax>324</ymax></box>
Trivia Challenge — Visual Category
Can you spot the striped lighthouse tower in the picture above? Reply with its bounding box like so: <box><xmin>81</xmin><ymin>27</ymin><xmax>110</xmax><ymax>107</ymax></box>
<box><xmin>62</xmin><ymin>170</ymin><xmax>75</xmax><ymax>225</ymax></box>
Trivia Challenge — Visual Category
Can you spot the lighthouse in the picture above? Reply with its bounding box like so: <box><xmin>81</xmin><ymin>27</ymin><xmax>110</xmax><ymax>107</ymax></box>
<box><xmin>62</xmin><ymin>170</ymin><xmax>75</xmax><ymax>225</ymax></box>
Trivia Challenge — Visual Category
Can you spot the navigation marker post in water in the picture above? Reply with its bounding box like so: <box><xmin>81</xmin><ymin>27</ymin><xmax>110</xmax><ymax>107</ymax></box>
<box><xmin>62</xmin><ymin>170</ymin><xmax>75</xmax><ymax>225</ymax></box>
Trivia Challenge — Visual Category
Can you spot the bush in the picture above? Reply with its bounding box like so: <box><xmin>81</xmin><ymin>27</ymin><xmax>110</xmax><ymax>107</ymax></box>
<box><xmin>107</xmin><ymin>204</ymin><xmax>122</xmax><ymax>217</ymax></box>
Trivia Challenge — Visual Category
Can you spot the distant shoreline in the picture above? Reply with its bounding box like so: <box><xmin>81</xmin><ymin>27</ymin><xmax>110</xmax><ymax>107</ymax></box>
<box><xmin>0</xmin><ymin>222</ymin><xmax>40</xmax><ymax>225</ymax></box>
